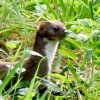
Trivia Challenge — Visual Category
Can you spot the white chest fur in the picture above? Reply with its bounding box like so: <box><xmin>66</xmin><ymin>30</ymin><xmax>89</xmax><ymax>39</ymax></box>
<box><xmin>43</xmin><ymin>38</ymin><xmax>59</xmax><ymax>72</ymax></box>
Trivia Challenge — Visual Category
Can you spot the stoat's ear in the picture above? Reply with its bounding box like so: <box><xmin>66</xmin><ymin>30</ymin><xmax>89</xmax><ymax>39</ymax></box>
<box><xmin>39</xmin><ymin>21</ymin><xmax>50</xmax><ymax>30</ymax></box>
<box><xmin>36</xmin><ymin>21</ymin><xmax>50</xmax><ymax>36</ymax></box>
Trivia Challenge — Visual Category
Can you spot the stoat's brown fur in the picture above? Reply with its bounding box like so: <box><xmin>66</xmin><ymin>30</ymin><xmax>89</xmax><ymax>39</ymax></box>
<box><xmin>0</xmin><ymin>21</ymin><xmax>66</xmax><ymax>81</ymax></box>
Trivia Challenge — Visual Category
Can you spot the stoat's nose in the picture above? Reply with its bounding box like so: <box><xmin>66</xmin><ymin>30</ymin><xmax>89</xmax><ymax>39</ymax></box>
<box><xmin>62</xmin><ymin>30</ymin><xmax>67</xmax><ymax>36</ymax></box>
<box><xmin>64</xmin><ymin>30</ymin><xmax>68</xmax><ymax>33</ymax></box>
<box><xmin>64</xmin><ymin>30</ymin><xmax>70</xmax><ymax>36</ymax></box>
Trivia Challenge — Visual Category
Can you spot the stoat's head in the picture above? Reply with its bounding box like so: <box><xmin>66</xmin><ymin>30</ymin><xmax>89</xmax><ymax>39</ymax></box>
<box><xmin>36</xmin><ymin>20</ymin><xmax>66</xmax><ymax>40</ymax></box>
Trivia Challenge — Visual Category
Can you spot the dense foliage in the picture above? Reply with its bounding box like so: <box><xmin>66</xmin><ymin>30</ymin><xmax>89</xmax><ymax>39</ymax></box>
<box><xmin>0</xmin><ymin>0</ymin><xmax>100</xmax><ymax>100</ymax></box>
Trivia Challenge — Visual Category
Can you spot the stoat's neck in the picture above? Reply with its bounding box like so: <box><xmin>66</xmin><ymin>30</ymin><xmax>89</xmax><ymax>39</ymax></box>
<box><xmin>33</xmin><ymin>35</ymin><xmax>59</xmax><ymax>72</ymax></box>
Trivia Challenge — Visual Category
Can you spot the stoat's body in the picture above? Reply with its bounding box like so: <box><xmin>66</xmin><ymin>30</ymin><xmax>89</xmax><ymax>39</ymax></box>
<box><xmin>0</xmin><ymin>20</ymin><xmax>66</xmax><ymax>81</ymax></box>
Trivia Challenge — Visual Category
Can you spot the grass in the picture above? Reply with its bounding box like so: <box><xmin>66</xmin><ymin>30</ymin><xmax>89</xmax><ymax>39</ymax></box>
<box><xmin>0</xmin><ymin>0</ymin><xmax>100</xmax><ymax>100</ymax></box>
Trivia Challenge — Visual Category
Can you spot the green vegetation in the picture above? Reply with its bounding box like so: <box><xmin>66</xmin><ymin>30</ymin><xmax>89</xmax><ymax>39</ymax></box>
<box><xmin>0</xmin><ymin>0</ymin><xmax>100</xmax><ymax>100</ymax></box>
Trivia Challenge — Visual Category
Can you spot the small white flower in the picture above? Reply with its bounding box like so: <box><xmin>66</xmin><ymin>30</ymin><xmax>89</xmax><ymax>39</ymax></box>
<box><xmin>6</xmin><ymin>64</ymin><xmax>14</xmax><ymax>70</ymax></box>
<box><xmin>17</xmin><ymin>87</ymin><xmax>29</xmax><ymax>95</ymax></box>
<box><xmin>91</xmin><ymin>30</ymin><xmax>100</xmax><ymax>37</ymax></box>
<box><xmin>76</xmin><ymin>32</ymin><xmax>89</xmax><ymax>41</ymax></box>
<box><xmin>0</xmin><ymin>96</ymin><xmax>3</xmax><ymax>100</ymax></box>
<box><xmin>6</xmin><ymin>64</ymin><xmax>26</xmax><ymax>74</ymax></box>
<box><xmin>16</xmin><ymin>68</ymin><xmax>26</xmax><ymax>74</ymax></box>
<box><xmin>0</xmin><ymin>80</ymin><xmax>2</xmax><ymax>85</ymax></box>
<box><xmin>35</xmin><ymin>4</ymin><xmax>47</xmax><ymax>14</ymax></box>
<box><xmin>68</xmin><ymin>31</ymin><xmax>77</xmax><ymax>38</ymax></box>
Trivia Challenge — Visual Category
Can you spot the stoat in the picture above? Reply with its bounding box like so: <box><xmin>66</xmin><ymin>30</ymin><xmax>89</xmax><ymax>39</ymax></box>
<box><xmin>0</xmin><ymin>21</ymin><xmax>66</xmax><ymax>81</ymax></box>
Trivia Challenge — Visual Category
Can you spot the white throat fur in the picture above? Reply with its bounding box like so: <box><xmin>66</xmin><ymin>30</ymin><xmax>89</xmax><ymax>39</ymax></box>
<box><xmin>43</xmin><ymin>38</ymin><xmax>59</xmax><ymax>72</ymax></box>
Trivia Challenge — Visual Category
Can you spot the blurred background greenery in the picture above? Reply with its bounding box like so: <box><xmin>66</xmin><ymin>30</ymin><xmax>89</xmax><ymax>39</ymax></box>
<box><xmin>0</xmin><ymin>0</ymin><xmax>100</xmax><ymax>100</ymax></box>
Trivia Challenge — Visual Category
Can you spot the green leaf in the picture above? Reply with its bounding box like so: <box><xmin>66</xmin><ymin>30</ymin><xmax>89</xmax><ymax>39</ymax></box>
<box><xmin>66</xmin><ymin>37</ymin><xmax>83</xmax><ymax>50</ymax></box>
<box><xmin>59</xmin><ymin>48</ymin><xmax>77</xmax><ymax>59</ymax></box>
<box><xmin>50</xmin><ymin>73</ymin><xmax>69</xmax><ymax>85</ymax></box>
<box><xmin>5</xmin><ymin>40</ymin><xmax>19</xmax><ymax>49</ymax></box>
<box><xmin>67</xmin><ymin>60</ymin><xmax>79</xmax><ymax>81</ymax></box>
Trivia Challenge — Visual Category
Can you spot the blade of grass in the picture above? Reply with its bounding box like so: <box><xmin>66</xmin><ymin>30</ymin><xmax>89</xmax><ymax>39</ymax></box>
<box><xmin>50</xmin><ymin>73</ymin><xmax>69</xmax><ymax>85</ymax></box>
<box><xmin>89</xmin><ymin>0</ymin><xmax>94</xmax><ymax>20</ymax></box>
<box><xmin>12</xmin><ymin>44</ymin><xmax>22</xmax><ymax>62</ymax></box>
<box><xmin>11</xmin><ymin>0</ymin><xmax>29</xmax><ymax>44</ymax></box>
<box><xmin>77</xmin><ymin>0</ymin><xmax>89</xmax><ymax>9</ymax></box>
<box><xmin>66</xmin><ymin>37</ymin><xmax>84</xmax><ymax>50</ymax></box>
<box><xmin>58</xmin><ymin>0</ymin><xmax>66</xmax><ymax>21</ymax></box>
<box><xmin>40</xmin><ymin>88</ymin><xmax>50</xmax><ymax>100</ymax></box>
<box><xmin>67</xmin><ymin>60</ymin><xmax>79</xmax><ymax>81</ymax></box>
<box><xmin>6</xmin><ymin>78</ymin><xmax>21</xmax><ymax>94</ymax></box>
<box><xmin>43</xmin><ymin>0</ymin><xmax>59</xmax><ymax>19</ymax></box>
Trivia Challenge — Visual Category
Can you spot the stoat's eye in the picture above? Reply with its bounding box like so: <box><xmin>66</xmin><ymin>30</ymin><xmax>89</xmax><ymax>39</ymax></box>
<box><xmin>53</xmin><ymin>27</ymin><xmax>59</xmax><ymax>32</ymax></box>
